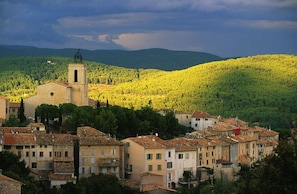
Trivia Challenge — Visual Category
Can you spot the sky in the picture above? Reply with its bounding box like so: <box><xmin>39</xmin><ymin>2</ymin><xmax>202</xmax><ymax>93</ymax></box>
<box><xmin>0</xmin><ymin>0</ymin><xmax>297</xmax><ymax>57</ymax></box>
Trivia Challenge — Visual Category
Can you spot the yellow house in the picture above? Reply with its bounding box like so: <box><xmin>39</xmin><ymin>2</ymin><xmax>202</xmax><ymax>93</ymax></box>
<box><xmin>122</xmin><ymin>135</ymin><xmax>167</xmax><ymax>187</ymax></box>
<box><xmin>77</xmin><ymin>126</ymin><xmax>123</xmax><ymax>179</ymax></box>
<box><xmin>0</xmin><ymin>96</ymin><xmax>9</xmax><ymax>121</ymax></box>
<box><xmin>232</xmin><ymin>135</ymin><xmax>258</xmax><ymax>165</ymax></box>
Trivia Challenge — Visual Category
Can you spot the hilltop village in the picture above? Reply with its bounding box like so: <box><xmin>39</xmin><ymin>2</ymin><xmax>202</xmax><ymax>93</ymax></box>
<box><xmin>0</xmin><ymin>54</ymin><xmax>279</xmax><ymax>193</ymax></box>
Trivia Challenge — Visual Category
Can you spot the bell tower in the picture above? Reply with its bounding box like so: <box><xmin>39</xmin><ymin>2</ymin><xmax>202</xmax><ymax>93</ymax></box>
<box><xmin>68</xmin><ymin>49</ymin><xmax>88</xmax><ymax>106</ymax></box>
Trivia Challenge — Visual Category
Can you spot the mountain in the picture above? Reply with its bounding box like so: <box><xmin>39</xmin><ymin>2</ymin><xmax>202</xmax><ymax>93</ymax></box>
<box><xmin>0</xmin><ymin>54</ymin><xmax>296</xmax><ymax>130</ymax></box>
<box><xmin>0</xmin><ymin>45</ymin><xmax>222</xmax><ymax>70</ymax></box>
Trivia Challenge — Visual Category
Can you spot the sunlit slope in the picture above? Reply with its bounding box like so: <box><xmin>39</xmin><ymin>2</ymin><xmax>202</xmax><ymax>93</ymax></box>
<box><xmin>96</xmin><ymin>54</ymin><xmax>297</xmax><ymax>128</ymax></box>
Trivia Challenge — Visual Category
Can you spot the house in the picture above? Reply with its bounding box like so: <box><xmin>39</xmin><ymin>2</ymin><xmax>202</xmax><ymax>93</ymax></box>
<box><xmin>190</xmin><ymin>111</ymin><xmax>217</xmax><ymax>130</ymax></box>
<box><xmin>0</xmin><ymin>96</ymin><xmax>9</xmax><ymax>121</ymax></box>
<box><xmin>232</xmin><ymin>135</ymin><xmax>258</xmax><ymax>166</ymax></box>
<box><xmin>77</xmin><ymin>126</ymin><xmax>124</xmax><ymax>179</ymax></box>
<box><xmin>27</xmin><ymin>122</ymin><xmax>46</xmax><ymax>132</ymax></box>
<box><xmin>0</xmin><ymin>170</ymin><xmax>23</xmax><ymax>194</ymax></box>
<box><xmin>174</xmin><ymin>111</ymin><xmax>192</xmax><ymax>128</ymax></box>
<box><xmin>8</xmin><ymin>102</ymin><xmax>20</xmax><ymax>119</ymax></box>
<box><xmin>122</xmin><ymin>135</ymin><xmax>167</xmax><ymax>187</ymax></box>
<box><xmin>166</xmin><ymin>138</ymin><xmax>197</xmax><ymax>188</ymax></box>
<box><xmin>214</xmin><ymin>159</ymin><xmax>240</xmax><ymax>182</ymax></box>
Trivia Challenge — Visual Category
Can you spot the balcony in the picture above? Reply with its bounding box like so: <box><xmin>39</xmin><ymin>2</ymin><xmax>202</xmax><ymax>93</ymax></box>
<box><xmin>99</xmin><ymin>158</ymin><xmax>119</xmax><ymax>167</ymax></box>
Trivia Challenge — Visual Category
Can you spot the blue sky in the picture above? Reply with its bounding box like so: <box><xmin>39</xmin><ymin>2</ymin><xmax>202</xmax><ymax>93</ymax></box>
<box><xmin>0</xmin><ymin>0</ymin><xmax>296</xmax><ymax>57</ymax></box>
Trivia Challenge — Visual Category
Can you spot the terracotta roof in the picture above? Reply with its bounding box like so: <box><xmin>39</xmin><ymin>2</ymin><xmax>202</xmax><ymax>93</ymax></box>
<box><xmin>128</xmin><ymin>135</ymin><xmax>165</xmax><ymax>149</ymax></box>
<box><xmin>191</xmin><ymin>110</ymin><xmax>213</xmax><ymax>118</ymax></box>
<box><xmin>9</xmin><ymin>102</ymin><xmax>20</xmax><ymax>108</ymax></box>
<box><xmin>165</xmin><ymin>138</ymin><xmax>196</xmax><ymax>152</ymax></box>
<box><xmin>77</xmin><ymin>126</ymin><xmax>107</xmax><ymax>137</ymax></box>
<box><xmin>0</xmin><ymin>174</ymin><xmax>23</xmax><ymax>185</ymax></box>
<box><xmin>259</xmin><ymin>129</ymin><xmax>279</xmax><ymax>137</ymax></box>
<box><xmin>0</xmin><ymin>127</ymin><xmax>33</xmax><ymax>133</ymax></box>
<box><xmin>79</xmin><ymin>135</ymin><xmax>122</xmax><ymax>146</ymax></box>
<box><xmin>50</xmin><ymin>173</ymin><xmax>75</xmax><ymax>181</ymax></box>
<box><xmin>4</xmin><ymin>133</ymin><xmax>37</xmax><ymax>145</ymax></box>
<box><xmin>53</xmin><ymin>160</ymin><xmax>74</xmax><ymax>173</ymax></box>
<box><xmin>232</xmin><ymin>135</ymin><xmax>257</xmax><ymax>143</ymax></box>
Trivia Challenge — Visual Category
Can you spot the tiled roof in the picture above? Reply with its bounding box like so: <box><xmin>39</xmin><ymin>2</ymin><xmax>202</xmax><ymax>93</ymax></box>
<box><xmin>27</xmin><ymin>123</ymin><xmax>45</xmax><ymax>128</ymax></box>
<box><xmin>216</xmin><ymin>159</ymin><xmax>232</xmax><ymax>165</ymax></box>
<box><xmin>128</xmin><ymin>135</ymin><xmax>165</xmax><ymax>149</ymax></box>
<box><xmin>79</xmin><ymin>135</ymin><xmax>122</xmax><ymax>146</ymax></box>
<box><xmin>0</xmin><ymin>127</ymin><xmax>33</xmax><ymax>133</ymax></box>
<box><xmin>77</xmin><ymin>126</ymin><xmax>107</xmax><ymax>137</ymax></box>
<box><xmin>259</xmin><ymin>129</ymin><xmax>279</xmax><ymax>137</ymax></box>
<box><xmin>191</xmin><ymin>110</ymin><xmax>213</xmax><ymax>118</ymax></box>
<box><xmin>9</xmin><ymin>102</ymin><xmax>20</xmax><ymax>108</ymax></box>
<box><xmin>51</xmin><ymin>134</ymin><xmax>76</xmax><ymax>145</ymax></box>
<box><xmin>4</xmin><ymin>133</ymin><xmax>37</xmax><ymax>145</ymax></box>
<box><xmin>232</xmin><ymin>135</ymin><xmax>257</xmax><ymax>143</ymax></box>
<box><xmin>50</xmin><ymin>173</ymin><xmax>75</xmax><ymax>180</ymax></box>
<box><xmin>0</xmin><ymin>174</ymin><xmax>23</xmax><ymax>185</ymax></box>
<box><xmin>140</xmin><ymin>184</ymin><xmax>177</xmax><ymax>192</ymax></box>
<box><xmin>166</xmin><ymin>138</ymin><xmax>196</xmax><ymax>151</ymax></box>
<box><xmin>54</xmin><ymin>160</ymin><xmax>74</xmax><ymax>173</ymax></box>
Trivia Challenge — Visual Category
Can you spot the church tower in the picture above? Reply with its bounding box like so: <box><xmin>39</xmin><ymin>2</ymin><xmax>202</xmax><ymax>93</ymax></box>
<box><xmin>68</xmin><ymin>50</ymin><xmax>88</xmax><ymax>106</ymax></box>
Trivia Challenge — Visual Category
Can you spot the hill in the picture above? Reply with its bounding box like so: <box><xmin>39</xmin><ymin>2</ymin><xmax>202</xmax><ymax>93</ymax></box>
<box><xmin>0</xmin><ymin>45</ymin><xmax>222</xmax><ymax>70</ymax></box>
<box><xmin>0</xmin><ymin>54</ymin><xmax>296</xmax><ymax>130</ymax></box>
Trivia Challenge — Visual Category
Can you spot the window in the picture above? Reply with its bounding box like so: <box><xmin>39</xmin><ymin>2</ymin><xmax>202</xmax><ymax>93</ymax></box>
<box><xmin>40</xmin><ymin>151</ymin><xmax>44</xmax><ymax>157</ymax></box>
<box><xmin>32</xmin><ymin>162</ymin><xmax>37</xmax><ymax>168</ymax></box>
<box><xmin>206</xmin><ymin>152</ymin><xmax>208</xmax><ymax>157</ymax></box>
<box><xmin>4</xmin><ymin>145</ymin><xmax>11</xmax><ymax>150</ymax></box>
<box><xmin>178</xmin><ymin>154</ymin><xmax>183</xmax><ymax>159</ymax></box>
<box><xmin>157</xmin><ymin>165</ymin><xmax>162</xmax><ymax>171</ymax></box>
<box><xmin>156</xmin><ymin>153</ymin><xmax>162</xmax><ymax>160</ymax></box>
<box><xmin>26</xmin><ymin>151</ymin><xmax>29</xmax><ymax>157</ymax></box>
<box><xmin>212</xmin><ymin>151</ymin><xmax>214</xmax><ymax>156</ymax></box>
<box><xmin>91</xmin><ymin>157</ymin><xmax>95</xmax><ymax>164</ymax></box>
<box><xmin>18</xmin><ymin>151</ymin><xmax>21</xmax><ymax>157</ymax></box>
<box><xmin>167</xmin><ymin>162</ymin><xmax>172</xmax><ymax>168</ymax></box>
<box><xmin>185</xmin><ymin>153</ymin><xmax>189</xmax><ymax>159</ymax></box>
<box><xmin>65</xmin><ymin>151</ymin><xmax>68</xmax><ymax>157</ymax></box>
<box><xmin>25</xmin><ymin>146</ymin><xmax>30</xmax><ymax>149</ymax></box>
<box><xmin>101</xmin><ymin>149</ymin><xmax>105</xmax><ymax>155</ymax></box>
<box><xmin>111</xmin><ymin>149</ymin><xmax>116</xmax><ymax>155</ymax></box>
<box><xmin>126</xmin><ymin>142</ymin><xmax>130</xmax><ymax>147</ymax></box>
<box><xmin>199</xmin><ymin>153</ymin><xmax>202</xmax><ymax>160</ymax></box>
<box><xmin>50</xmin><ymin>92</ymin><xmax>54</xmax><ymax>96</ymax></box>
<box><xmin>49</xmin><ymin>152</ymin><xmax>52</xmax><ymax>157</ymax></box>
<box><xmin>82</xmin><ymin>158</ymin><xmax>85</xmax><ymax>165</ymax></box>
<box><xmin>130</xmin><ymin>165</ymin><xmax>133</xmax><ymax>172</ymax></box>
<box><xmin>82</xmin><ymin>149</ymin><xmax>85</xmax><ymax>156</ymax></box>
<box><xmin>147</xmin><ymin>154</ymin><xmax>153</xmax><ymax>160</ymax></box>
<box><xmin>148</xmin><ymin>165</ymin><xmax>153</xmax><ymax>171</ymax></box>
<box><xmin>31</xmin><ymin>145</ymin><xmax>35</xmax><ymax>148</ymax></box>
<box><xmin>168</xmin><ymin>151</ymin><xmax>171</xmax><ymax>158</ymax></box>
<box><xmin>55</xmin><ymin>152</ymin><xmax>61</xmax><ymax>157</ymax></box>
<box><xmin>126</xmin><ymin>153</ymin><xmax>130</xmax><ymax>158</ymax></box>
<box><xmin>16</xmin><ymin>146</ymin><xmax>23</xmax><ymax>149</ymax></box>
<box><xmin>32</xmin><ymin>151</ymin><xmax>35</xmax><ymax>157</ymax></box>
<box><xmin>90</xmin><ymin>167</ymin><xmax>94</xmax><ymax>174</ymax></box>
<box><xmin>207</xmin><ymin>160</ymin><xmax>208</xmax><ymax>165</ymax></box>
<box><xmin>205</xmin><ymin>118</ymin><xmax>208</xmax><ymax>121</ymax></box>
<box><xmin>82</xmin><ymin>167</ymin><xmax>85</xmax><ymax>174</ymax></box>
<box><xmin>74</xmin><ymin>70</ymin><xmax>78</xmax><ymax>82</ymax></box>
<box><xmin>168</xmin><ymin>173</ymin><xmax>172</xmax><ymax>180</ymax></box>
<box><xmin>91</xmin><ymin>149</ymin><xmax>95</xmax><ymax>156</ymax></box>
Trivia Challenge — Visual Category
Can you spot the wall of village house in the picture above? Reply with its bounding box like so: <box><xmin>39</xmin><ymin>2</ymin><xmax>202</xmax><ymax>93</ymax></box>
<box><xmin>175</xmin><ymin>150</ymin><xmax>196</xmax><ymax>183</ymax></box>
<box><xmin>36</xmin><ymin>145</ymin><xmax>54</xmax><ymax>170</ymax></box>
<box><xmin>0</xmin><ymin>97</ymin><xmax>9</xmax><ymax>120</ymax></box>
<box><xmin>191</xmin><ymin>117</ymin><xmax>217</xmax><ymax>130</ymax></box>
<box><xmin>175</xmin><ymin>113</ymin><xmax>192</xmax><ymax>127</ymax></box>
<box><xmin>79</xmin><ymin>145</ymin><xmax>120</xmax><ymax>178</ymax></box>
<box><xmin>164</xmin><ymin>148</ymin><xmax>176</xmax><ymax>188</ymax></box>
<box><xmin>4</xmin><ymin>144</ymin><xmax>38</xmax><ymax>169</ymax></box>
<box><xmin>199</xmin><ymin>146</ymin><xmax>216</xmax><ymax>168</ymax></box>
<box><xmin>144</xmin><ymin>148</ymin><xmax>167</xmax><ymax>187</ymax></box>
<box><xmin>122</xmin><ymin>139</ymin><xmax>145</xmax><ymax>181</ymax></box>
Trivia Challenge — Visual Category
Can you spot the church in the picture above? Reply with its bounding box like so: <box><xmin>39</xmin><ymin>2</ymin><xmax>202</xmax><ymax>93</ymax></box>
<box><xmin>24</xmin><ymin>50</ymin><xmax>92</xmax><ymax>118</ymax></box>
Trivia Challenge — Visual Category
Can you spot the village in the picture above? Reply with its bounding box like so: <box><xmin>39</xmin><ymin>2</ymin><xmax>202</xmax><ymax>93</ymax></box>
<box><xmin>0</xmin><ymin>56</ymin><xmax>279</xmax><ymax>193</ymax></box>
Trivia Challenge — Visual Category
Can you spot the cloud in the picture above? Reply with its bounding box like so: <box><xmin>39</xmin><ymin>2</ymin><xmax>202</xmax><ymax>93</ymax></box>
<box><xmin>226</xmin><ymin>19</ymin><xmax>297</xmax><ymax>30</ymax></box>
<box><xmin>112</xmin><ymin>31</ymin><xmax>205</xmax><ymax>51</ymax></box>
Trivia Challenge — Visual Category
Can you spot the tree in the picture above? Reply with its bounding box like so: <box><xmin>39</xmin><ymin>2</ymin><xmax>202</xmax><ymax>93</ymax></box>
<box><xmin>94</xmin><ymin>108</ymin><xmax>117</xmax><ymax>135</ymax></box>
<box><xmin>19</xmin><ymin>98</ymin><xmax>26</xmax><ymax>123</ymax></box>
<box><xmin>3</xmin><ymin>114</ymin><xmax>20</xmax><ymax>126</ymax></box>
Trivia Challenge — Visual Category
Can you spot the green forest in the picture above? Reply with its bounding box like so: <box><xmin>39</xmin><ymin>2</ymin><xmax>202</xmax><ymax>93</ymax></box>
<box><xmin>1</xmin><ymin>54</ymin><xmax>297</xmax><ymax>130</ymax></box>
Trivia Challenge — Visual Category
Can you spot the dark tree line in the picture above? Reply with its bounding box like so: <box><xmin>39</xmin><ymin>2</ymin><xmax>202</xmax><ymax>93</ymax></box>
<box><xmin>34</xmin><ymin>103</ymin><xmax>190</xmax><ymax>139</ymax></box>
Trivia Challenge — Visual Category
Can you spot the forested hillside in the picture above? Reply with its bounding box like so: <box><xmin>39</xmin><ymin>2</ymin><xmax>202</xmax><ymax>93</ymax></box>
<box><xmin>0</xmin><ymin>54</ymin><xmax>296</xmax><ymax>130</ymax></box>
<box><xmin>0</xmin><ymin>46</ymin><xmax>222</xmax><ymax>70</ymax></box>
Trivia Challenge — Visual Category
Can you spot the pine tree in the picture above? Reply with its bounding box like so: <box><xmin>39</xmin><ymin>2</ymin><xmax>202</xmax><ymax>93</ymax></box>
<box><xmin>19</xmin><ymin>98</ymin><xmax>26</xmax><ymax>123</ymax></box>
